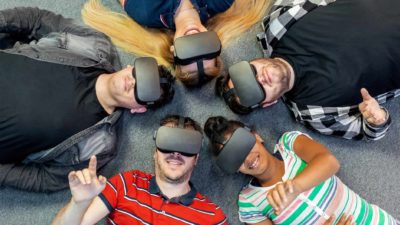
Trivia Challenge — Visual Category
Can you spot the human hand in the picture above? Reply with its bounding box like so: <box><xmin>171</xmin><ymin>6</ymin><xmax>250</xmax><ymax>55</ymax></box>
<box><xmin>267</xmin><ymin>180</ymin><xmax>301</xmax><ymax>215</ymax></box>
<box><xmin>358</xmin><ymin>88</ymin><xmax>387</xmax><ymax>126</ymax></box>
<box><xmin>323</xmin><ymin>213</ymin><xmax>355</xmax><ymax>225</ymax></box>
<box><xmin>68</xmin><ymin>156</ymin><xmax>107</xmax><ymax>204</ymax></box>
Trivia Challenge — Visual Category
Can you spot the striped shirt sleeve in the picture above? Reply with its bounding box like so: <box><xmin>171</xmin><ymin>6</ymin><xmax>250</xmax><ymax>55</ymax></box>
<box><xmin>238</xmin><ymin>192</ymin><xmax>268</xmax><ymax>223</ymax></box>
<box><xmin>99</xmin><ymin>173</ymin><xmax>124</xmax><ymax>212</ymax></box>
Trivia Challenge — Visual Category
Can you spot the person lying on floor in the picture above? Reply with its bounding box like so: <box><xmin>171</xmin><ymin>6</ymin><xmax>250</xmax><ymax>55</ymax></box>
<box><xmin>217</xmin><ymin>0</ymin><xmax>400</xmax><ymax>140</ymax></box>
<box><xmin>204</xmin><ymin>116</ymin><xmax>399</xmax><ymax>224</ymax></box>
<box><xmin>0</xmin><ymin>7</ymin><xmax>174</xmax><ymax>192</ymax></box>
<box><xmin>52</xmin><ymin>115</ymin><xmax>227</xmax><ymax>225</ymax></box>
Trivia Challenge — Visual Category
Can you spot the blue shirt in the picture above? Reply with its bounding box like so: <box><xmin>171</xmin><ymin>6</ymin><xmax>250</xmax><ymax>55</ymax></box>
<box><xmin>124</xmin><ymin>0</ymin><xmax>234</xmax><ymax>29</ymax></box>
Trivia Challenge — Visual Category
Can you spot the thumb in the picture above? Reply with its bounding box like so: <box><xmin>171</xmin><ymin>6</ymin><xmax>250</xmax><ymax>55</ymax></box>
<box><xmin>324</xmin><ymin>214</ymin><xmax>336</xmax><ymax>225</ymax></box>
<box><xmin>361</xmin><ymin>88</ymin><xmax>372</xmax><ymax>101</ymax></box>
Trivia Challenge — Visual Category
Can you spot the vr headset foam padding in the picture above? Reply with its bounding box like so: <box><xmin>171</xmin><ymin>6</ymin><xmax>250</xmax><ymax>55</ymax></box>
<box><xmin>155</xmin><ymin>126</ymin><xmax>203</xmax><ymax>155</ymax></box>
<box><xmin>133</xmin><ymin>57</ymin><xmax>161</xmax><ymax>105</ymax></box>
<box><xmin>229</xmin><ymin>61</ymin><xmax>266</xmax><ymax>108</ymax></box>
<box><xmin>173</xmin><ymin>31</ymin><xmax>221</xmax><ymax>65</ymax></box>
<box><xmin>216</xmin><ymin>127</ymin><xmax>256</xmax><ymax>174</ymax></box>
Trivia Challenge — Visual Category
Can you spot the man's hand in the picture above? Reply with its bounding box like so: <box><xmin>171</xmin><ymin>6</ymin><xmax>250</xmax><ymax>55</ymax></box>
<box><xmin>267</xmin><ymin>180</ymin><xmax>301</xmax><ymax>215</ymax></box>
<box><xmin>358</xmin><ymin>88</ymin><xmax>387</xmax><ymax>126</ymax></box>
<box><xmin>68</xmin><ymin>156</ymin><xmax>107</xmax><ymax>204</ymax></box>
<box><xmin>324</xmin><ymin>213</ymin><xmax>355</xmax><ymax>225</ymax></box>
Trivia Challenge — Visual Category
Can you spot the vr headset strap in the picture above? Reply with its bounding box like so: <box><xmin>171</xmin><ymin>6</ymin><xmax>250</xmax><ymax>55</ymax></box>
<box><xmin>222</xmin><ymin>88</ymin><xmax>236</xmax><ymax>100</ymax></box>
<box><xmin>196</xmin><ymin>60</ymin><xmax>205</xmax><ymax>85</ymax></box>
<box><xmin>178</xmin><ymin>116</ymin><xmax>185</xmax><ymax>128</ymax></box>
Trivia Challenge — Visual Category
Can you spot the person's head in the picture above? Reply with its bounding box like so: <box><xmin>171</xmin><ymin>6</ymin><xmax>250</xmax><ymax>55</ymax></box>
<box><xmin>107</xmin><ymin>65</ymin><xmax>175</xmax><ymax>113</ymax></box>
<box><xmin>154</xmin><ymin>115</ymin><xmax>203</xmax><ymax>184</ymax></box>
<box><xmin>204</xmin><ymin>116</ymin><xmax>271</xmax><ymax>177</ymax></box>
<box><xmin>216</xmin><ymin>58</ymin><xmax>294</xmax><ymax>114</ymax></box>
<box><xmin>172</xmin><ymin>4</ymin><xmax>223</xmax><ymax>86</ymax></box>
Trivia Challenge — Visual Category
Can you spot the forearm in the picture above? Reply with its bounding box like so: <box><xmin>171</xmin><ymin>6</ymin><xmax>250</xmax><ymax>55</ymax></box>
<box><xmin>293</xmin><ymin>153</ymin><xmax>339</xmax><ymax>193</ymax></box>
<box><xmin>0</xmin><ymin>7</ymin><xmax>101</xmax><ymax>39</ymax></box>
<box><xmin>0</xmin><ymin>163</ymin><xmax>70</xmax><ymax>192</ymax></box>
<box><xmin>52</xmin><ymin>199</ymin><xmax>92</xmax><ymax>225</ymax></box>
<box><xmin>292</xmin><ymin>135</ymin><xmax>340</xmax><ymax>193</ymax></box>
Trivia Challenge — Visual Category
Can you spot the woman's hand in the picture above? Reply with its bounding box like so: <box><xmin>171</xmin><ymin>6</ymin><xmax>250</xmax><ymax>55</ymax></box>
<box><xmin>324</xmin><ymin>213</ymin><xmax>355</xmax><ymax>225</ymax></box>
<box><xmin>267</xmin><ymin>180</ymin><xmax>301</xmax><ymax>215</ymax></box>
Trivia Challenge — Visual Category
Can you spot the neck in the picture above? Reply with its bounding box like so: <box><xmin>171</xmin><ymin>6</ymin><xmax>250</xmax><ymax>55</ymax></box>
<box><xmin>95</xmin><ymin>74</ymin><xmax>116</xmax><ymax>114</ymax></box>
<box><xmin>174</xmin><ymin>0</ymin><xmax>202</xmax><ymax>31</ymax></box>
<box><xmin>256</xmin><ymin>155</ymin><xmax>285</xmax><ymax>187</ymax></box>
<box><xmin>155</xmin><ymin>176</ymin><xmax>191</xmax><ymax>199</ymax></box>
<box><xmin>276</xmin><ymin>57</ymin><xmax>295</xmax><ymax>92</ymax></box>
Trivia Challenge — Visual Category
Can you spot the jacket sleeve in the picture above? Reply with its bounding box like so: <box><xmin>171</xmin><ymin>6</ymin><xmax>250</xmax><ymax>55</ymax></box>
<box><xmin>0</xmin><ymin>163</ymin><xmax>75</xmax><ymax>192</ymax></box>
<box><xmin>0</xmin><ymin>7</ymin><xmax>105</xmax><ymax>42</ymax></box>
<box><xmin>362</xmin><ymin>108</ymin><xmax>391</xmax><ymax>141</ymax></box>
<box><xmin>303</xmin><ymin>108</ymin><xmax>391</xmax><ymax>141</ymax></box>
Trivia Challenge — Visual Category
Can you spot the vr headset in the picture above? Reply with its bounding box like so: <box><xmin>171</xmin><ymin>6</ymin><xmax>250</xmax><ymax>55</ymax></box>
<box><xmin>173</xmin><ymin>31</ymin><xmax>221</xmax><ymax>84</ymax></box>
<box><xmin>132</xmin><ymin>57</ymin><xmax>166</xmax><ymax>106</ymax></box>
<box><xmin>215</xmin><ymin>127</ymin><xmax>256</xmax><ymax>174</ymax></box>
<box><xmin>154</xmin><ymin>117</ymin><xmax>203</xmax><ymax>156</ymax></box>
<box><xmin>225</xmin><ymin>61</ymin><xmax>266</xmax><ymax>108</ymax></box>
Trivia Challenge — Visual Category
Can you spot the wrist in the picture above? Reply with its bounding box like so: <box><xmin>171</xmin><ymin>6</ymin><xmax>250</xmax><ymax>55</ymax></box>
<box><xmin>291</xmin><ymin>178</ymin><xmax>306</xmax><ymax>194</ymax></box>
<box><xmin>367</xmin><ymin>107</ymin><xmax>389</xmax><ymax>127</ymax></box>
<box><xmin>71</xmin><ymin>198</ymin><xmax>93</xmax><ymax>207</ymax></box>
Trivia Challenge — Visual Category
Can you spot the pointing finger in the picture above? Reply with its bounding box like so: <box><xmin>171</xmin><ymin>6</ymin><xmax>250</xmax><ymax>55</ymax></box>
<box><xmin>88</xmin><ymin>155</ymin><xmax>97</xmax><ymax>177</ymax></box>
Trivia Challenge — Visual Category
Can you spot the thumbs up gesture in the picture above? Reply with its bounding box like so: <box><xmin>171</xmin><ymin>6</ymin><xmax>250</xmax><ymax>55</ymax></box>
<box><xmin>358</xmin><ymin>88</ymin><xmax>387</xmax><ymax>126</ymax></box>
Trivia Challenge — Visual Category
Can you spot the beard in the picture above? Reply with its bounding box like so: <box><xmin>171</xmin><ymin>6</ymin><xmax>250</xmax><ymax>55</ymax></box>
<box><xmin>155</xmin><ymin>154</ymin><xmax>195</xmax><ymax>184</ymax></box>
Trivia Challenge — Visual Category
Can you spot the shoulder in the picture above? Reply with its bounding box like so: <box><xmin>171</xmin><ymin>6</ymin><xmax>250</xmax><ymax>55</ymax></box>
<box><xmin>109</xmin><ymin>170</ymin><xmax>152</xmax><ymax>185</ymax></box>
<box><xmin>190</xmin><ymin>192</ymin><xmax>227</xmax><ymax>224</ymax></box>
<box><xmin>276</xmin><ymin>131</ymin><xmax>312</xmax><ymax>152</ymax></box>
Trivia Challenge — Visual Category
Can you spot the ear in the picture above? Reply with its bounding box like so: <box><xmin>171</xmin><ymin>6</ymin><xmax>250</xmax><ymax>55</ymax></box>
<box><xmin>261</xmin><ymin>100</ymin><xmax>278</xmax><ymax>108</ymax></box>
<box><xmin>130</xmin><ymin>106</ymin><xmax>147</xmax><ymax>114</ymax></box>
<box><xmin>194</xmin><ymin>154</ymin><xmax>199</xmax><ymax>165</ymax></box>
<box><xmin>170</xmin><ymin>45</ymin><xmax>175</xmax><ymax>53</ymax></box>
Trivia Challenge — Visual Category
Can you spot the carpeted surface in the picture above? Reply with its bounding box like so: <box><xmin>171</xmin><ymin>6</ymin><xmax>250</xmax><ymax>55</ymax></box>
<box><xmin>0</xmin><ymin>0</ymin><xmax>399</xmax><ymax>224</ymax></box>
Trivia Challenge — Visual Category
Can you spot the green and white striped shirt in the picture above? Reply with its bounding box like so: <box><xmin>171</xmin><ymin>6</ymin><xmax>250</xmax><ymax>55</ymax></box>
<box><xmin>238</xmin><ymin>131</ymin><xmax>399</xmax><ymax>224</ymax></box>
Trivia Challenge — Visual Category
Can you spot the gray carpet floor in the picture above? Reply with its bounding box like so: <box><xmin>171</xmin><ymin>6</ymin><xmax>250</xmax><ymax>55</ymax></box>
<box><xmin>0</xmin><ymin>0</ymin><xmax>399</xmax><ymax>224</ymax></box>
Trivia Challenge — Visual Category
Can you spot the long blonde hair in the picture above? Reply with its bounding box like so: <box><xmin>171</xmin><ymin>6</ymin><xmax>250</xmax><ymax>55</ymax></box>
<box><xmin>82</xmin><ymin>0</ymin><xmax>271</xmax><ymax>80</ymax></box>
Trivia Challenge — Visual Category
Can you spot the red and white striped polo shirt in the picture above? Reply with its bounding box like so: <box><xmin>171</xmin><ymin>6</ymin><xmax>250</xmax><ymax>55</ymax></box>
<box><xmin>99</xmin><ymin>170</ymin><xmax>228</xmax><ymax>225</ymax></box>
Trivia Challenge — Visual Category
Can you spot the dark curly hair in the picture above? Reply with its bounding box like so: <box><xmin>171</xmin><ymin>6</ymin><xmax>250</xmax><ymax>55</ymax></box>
<box><xmin>204</xmin><ymin>116</ymin><xmax>253</xmax><ymax>156</ymax></box>
<box><xmin>215</xmin><ymin>74</ymin><xmax>252</xmax><ymax>115</ymax></box>
<box><xmin>153</xmin><ymin>65</ymin><xmax>175</xmax><ymax>108</ymax></box>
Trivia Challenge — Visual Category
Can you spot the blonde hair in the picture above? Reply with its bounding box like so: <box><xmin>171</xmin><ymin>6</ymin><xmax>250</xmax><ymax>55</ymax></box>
<box><xmin>82</xmin><ymin>0</ymin><xmax>271</xmax><ymax>83</ymax></box>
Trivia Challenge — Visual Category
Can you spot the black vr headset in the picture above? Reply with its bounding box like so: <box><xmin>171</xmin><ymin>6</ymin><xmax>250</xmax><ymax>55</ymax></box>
<box><xmin>225</xmin><ymin>61</ymin><xmax>266</xmax><ymax>109</ymax></box>
<box><xmin>132</xmin><ymin>57</ymin><xmax>166</xmax><ymax>106</ymax></box>
<box><xmin>154</xmin><ymin>117</ymin><xmax>203</xmax><ymax>156</ymax></box>
<box><xmin>173</xmin><ymin>31</ymin><xmax>221</xmax><ymax>84</ymax></box>
<box><xmin>214</xmin><ymin>127</ymin><xmax>256</xmax><ymax>174</ymax></box>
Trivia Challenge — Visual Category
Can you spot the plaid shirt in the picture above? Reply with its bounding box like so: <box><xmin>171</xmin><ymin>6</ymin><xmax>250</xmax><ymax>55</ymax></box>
<box><xmin>256</xmin><ymin>0</ymin><xmax>400</xmax><ymax>140</ymax></box>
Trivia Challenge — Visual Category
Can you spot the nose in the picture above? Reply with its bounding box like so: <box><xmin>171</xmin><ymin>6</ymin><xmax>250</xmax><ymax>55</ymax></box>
<box><xmin>171</xmin><ymin>152</ymin><xmax>181</xmax><ymax>156</ymax></box>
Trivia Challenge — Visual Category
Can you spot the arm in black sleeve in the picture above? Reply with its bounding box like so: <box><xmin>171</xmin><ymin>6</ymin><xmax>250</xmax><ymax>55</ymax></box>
<box><xmin>0</xmin><ymin>163</ymin><xmax>76</xmax><ymax>192</ymax></box>
<box><xmin>0</xmin><ymin>7</ymin><xmax>104</xmax><ymax>41</ymax></box>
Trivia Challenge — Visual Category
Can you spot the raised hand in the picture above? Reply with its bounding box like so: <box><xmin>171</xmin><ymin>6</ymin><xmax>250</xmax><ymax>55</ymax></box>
<box><xmin>358</xmin><ymin>88</ymin><xmax>387</xmax><ymax>126</ymax></box>
<box><xmin>68</xmin><ymin>156</ymin><xmax>107</xmax><ymax>204</ymax></box>
<box><xmin>324</xmin><ymin>213</ymin><xmax>355</xmax><ymax>225</ymax></box>
<box><xmin>267</xmin><ymin>180</ymin><xmax>300</xmax><ymax>215</ymax></box>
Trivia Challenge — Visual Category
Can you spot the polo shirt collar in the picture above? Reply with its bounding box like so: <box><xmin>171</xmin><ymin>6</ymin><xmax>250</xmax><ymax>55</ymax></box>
<box><xmin>149</xmin><ymin>176</ymin><xmax>197</xmax><ymax>206</ymax></box>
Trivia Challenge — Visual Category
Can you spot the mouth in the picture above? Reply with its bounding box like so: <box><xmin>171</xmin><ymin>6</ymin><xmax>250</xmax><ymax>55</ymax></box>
<box><xmin>166</xmin><ymin>156</ymin><xmax>185</xmax><ymax>166</ymax></box>
<box><xmin>184</xmin><ymin>27</ymin><xmax>200</xmax><ymax>36</ymax></box>
<box><xmin>248</xmin><ymin>155</ymin><xmax>260</xmax><ymax>170</ymax></box>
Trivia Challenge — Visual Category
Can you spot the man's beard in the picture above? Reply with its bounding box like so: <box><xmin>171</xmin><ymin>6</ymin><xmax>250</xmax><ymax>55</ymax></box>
<box><xmin>156</xmin><ymin>154</ymin><xmax>195</xmax><ymax>184</ymax></box>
